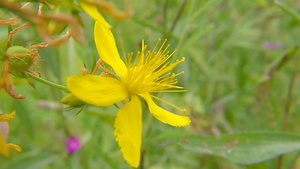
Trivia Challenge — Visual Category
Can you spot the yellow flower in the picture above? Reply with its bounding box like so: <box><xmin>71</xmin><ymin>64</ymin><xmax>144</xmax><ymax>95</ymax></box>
<box><xmin>0</xmin><ymin>110</ymin><xmax>22</xmax><ymax>156</ymax></box>
<box><xmin>68</xmin><ymin>2</ymin><xmax>191</xmax><ymax>168</ymax></box>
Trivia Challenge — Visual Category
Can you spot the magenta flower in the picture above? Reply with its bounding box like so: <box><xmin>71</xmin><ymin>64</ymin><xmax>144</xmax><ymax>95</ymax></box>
<box><xmin>65</xmin><ymin>136</ymin><xmax>81</xmax><ymax>154</ymax></box>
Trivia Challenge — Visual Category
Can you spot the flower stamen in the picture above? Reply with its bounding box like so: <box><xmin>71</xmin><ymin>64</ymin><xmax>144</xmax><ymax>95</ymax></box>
<box><xmin>150</xmin><ymin>94</ymin><xmax>186</xmax><ymax>113</ymax></box>
<box><xmin>122</xmin><ymin>39</ymin><xmax>186</xmax><ymax>94</ymax></box>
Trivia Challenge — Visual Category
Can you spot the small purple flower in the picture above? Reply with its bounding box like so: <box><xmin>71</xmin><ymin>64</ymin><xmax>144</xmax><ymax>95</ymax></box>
<box><xmin>65</xmin><ymin>136</ymin><xmax>81</xmax><ymax>154</ymax></box>
<box><xmin>262</xmin><ymin>42</ymin><xmax>284</xmax><ymax>51</ymax></box>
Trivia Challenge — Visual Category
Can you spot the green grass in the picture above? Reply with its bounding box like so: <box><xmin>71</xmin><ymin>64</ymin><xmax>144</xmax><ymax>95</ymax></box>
<box><xmin>1</xmin><ymin>0</ymin><xmax>300</xmax><ymax>168</ymax></box>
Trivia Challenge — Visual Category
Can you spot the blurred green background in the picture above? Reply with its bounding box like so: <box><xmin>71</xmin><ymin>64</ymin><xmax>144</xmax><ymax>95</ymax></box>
<box><xmin>1</xmin><ymin>0</ymin><xmax>300</xmax><ymax>168</ymax></box>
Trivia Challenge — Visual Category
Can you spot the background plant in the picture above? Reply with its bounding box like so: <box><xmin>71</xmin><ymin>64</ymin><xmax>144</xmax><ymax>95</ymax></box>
<box><xmin>0</xmin><ymin>0</ymin><xmax>300</xmax><ymax>168</ymax></box>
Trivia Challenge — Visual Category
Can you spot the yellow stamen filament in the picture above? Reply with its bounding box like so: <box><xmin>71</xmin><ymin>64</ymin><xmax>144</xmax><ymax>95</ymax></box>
<box><xmin>122</xmin><ymin>39</ymin><xmax>185</xmax><ymax>94</ymax></box>
<box><xmin>150</xmin><ymin>94</ymin><xmax>186</xmax><ymax>113</ymax></box>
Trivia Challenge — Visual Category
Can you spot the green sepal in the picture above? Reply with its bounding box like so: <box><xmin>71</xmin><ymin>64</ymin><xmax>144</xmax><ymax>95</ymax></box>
<box><xmin>61</xmin><ymin>93</ymin><xmax>86</xmax><ymax>108</ymax></box>
<box><xmin>76</xmin><ymin>104</ymin><xmax>88</xmax><ymax>115</ymax></box>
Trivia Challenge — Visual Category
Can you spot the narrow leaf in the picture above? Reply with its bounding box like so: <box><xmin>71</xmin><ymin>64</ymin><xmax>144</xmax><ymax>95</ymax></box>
<box><xmin>274</xmin><ymin>0</ymin><xmax>300</xmax><ymax>20</ymax></box>
<box><xmin>168</xmin><ymin>132</ymin><xmax>300</xmax><ymax>165</ymax></box>
<box><xmin>90</xmin><ymin>51</ymin><xmax>97</xmax><ymax>74</ymax></box>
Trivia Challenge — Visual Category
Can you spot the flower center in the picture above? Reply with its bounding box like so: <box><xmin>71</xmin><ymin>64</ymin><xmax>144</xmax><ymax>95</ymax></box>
<box><xmin>121</xmin><ymin>39</ymin><xmax>185</xmax><ymax>95</ymax></box>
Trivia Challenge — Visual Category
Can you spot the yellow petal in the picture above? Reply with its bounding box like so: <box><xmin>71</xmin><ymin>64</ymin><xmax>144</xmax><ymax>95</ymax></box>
<box><xmin>0</xmin><ymin>133</ymin><xmax>9</xmax><ymax>156</ymax></box>
<box><xmin>79</xmin><ymin>0</ymin><xmax>111</xmax><ymax>28</ymax></box>
<box><xmin>0</xmin><ymin>110</ymin><xmax>16</xmax><ymax>122</ymax></box>
<box><xmin>94</xmin><ymin>20</ymin><xmax>127</xmax><ymax>79</ymax></box>
<box><xmin>67</xmin><ymin>75</ymin><xmax>128</xmax><ymax>106</ymax></box>
<box><xmin>6</xmin><ymin>143</ymin><xmax>22</xmax><ymax>152</ymax></box>
<box><xmin>114</xmin><ymin>95</ymin><xmax>142</xmax><ymax>168</ymax></box>
<box><xmin>140</xmin><ymin>93</ymin><xmax>191</xmax><ymax>127</ymax></box>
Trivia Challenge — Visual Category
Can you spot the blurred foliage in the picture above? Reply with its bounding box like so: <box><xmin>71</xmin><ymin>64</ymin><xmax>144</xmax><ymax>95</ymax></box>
<box><xmin>1</xmin><ymin>0</ymin><xmax>300</xmax><ymax>168</ymax></box>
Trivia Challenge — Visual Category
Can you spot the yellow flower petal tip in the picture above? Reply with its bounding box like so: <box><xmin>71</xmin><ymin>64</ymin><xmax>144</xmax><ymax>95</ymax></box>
<box><xmin>0</xmin><ymin>110</ymin><xmax>16</xmax><ymax>122</ymax></box>
<box><xmin>7</xmin><ymin>143</ymin><xmax>22</xmax><ymax>152</ymax></box>
<box><xmin>1</xmin><ymin>136</ymin><xmax>22</xmax><ymax>157</ymax></box>
<box><xmin>114</xmin><ymin>95</ymin><xmax>141</xmax><ymax>168</ymax></box>
<box><xmin>79</xmin><ymin>0</ymin><xmax>111</xmax><ymax>28</ymax></box>
<box><xmin>140</xmin><ymin>93</ymin><xmax>191</xmax><ymax>127</ymax></box>
<box><xmin>94</xmin><ymin>21</ymin><xmax>127</xmax><ymax>78</ymax></box>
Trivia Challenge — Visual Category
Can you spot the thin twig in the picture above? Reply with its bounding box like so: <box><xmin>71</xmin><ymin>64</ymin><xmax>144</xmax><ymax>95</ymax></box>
<box><xmin>282</xmin><ymin>66</ymin><xmax>299</xmax><ymax>131</ymax></box>
<box><xmin>139</xmin><ymin>149</ymin><xmax>146</xmax><ymax>169</ymax></box>
<box><xmin>277</xmin><ymin>49</ymin><xmax>300</xmax><ymax>169</ymax></box>
<box><xmin>163</xmin><ymin>0</ymin><xmax>168</xmax><ymax>31</ymax></box>
<box><xmin>277</xmin><ymin>156</ymin><xmax>283</xmax><ymax>169</ymax></box>
<box><xmin>169</xmin><ymin>0</ymin><xmax>189</xmax><ymax>33</ymax></box>
<box><xmin>26</xmin><ymin>73</ymin><xmax>69</xmax><ymax>92</ymax></box>
<box><xmin>131</xmin><ymin>17</ymin><xmax>178</xmax><ymax>41</ymax></box>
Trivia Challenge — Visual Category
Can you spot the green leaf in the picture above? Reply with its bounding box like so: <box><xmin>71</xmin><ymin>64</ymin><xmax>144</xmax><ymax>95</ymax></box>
<box><xmin>0</xmin><ymin>49</ymin><xmax>5</xmax><ymax>60</ymax></box>
<box><xmin>21</xmin><ymin>71</ymin><xmax>37</xmax><ymax>90</ymax></box>
<box><xmin>7</xmin><ymin>25</ymin><xmax>12</xmax><ymax>36</ymax></box>
<box><xmin>167</xmin><ymin>132</ymin><xmax>300</xmax><ymax>165</ymax></box>
<box><xmin>2</xmin><ymin>151</ymin><xmax>57</xmax><ymax>169</ymax></box>
<box><xmin>90</xmin><ymin>51</ymin><xmax>97</xmax><ymax>74</ymax></box>
<box><xmin>29</xmin><ymin>36</ymin><xmax>41</xmax><ymax>47</ymax></box>
<box><xmin>274</xmin><ymin>0</ymin><xmax>300</xmax><ymax>20</ymax></box>
<box><xmin>76</xmin><ymin>104</ymin><xmax>88</xmax><ymax>115</ymax></box>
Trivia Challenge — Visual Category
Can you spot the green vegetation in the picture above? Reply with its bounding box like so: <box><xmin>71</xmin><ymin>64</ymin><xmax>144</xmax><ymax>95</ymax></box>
<box><xmin>0</xmin><ymin>0</ymin><xmax>300</xmax><ymax>168</ymax></box>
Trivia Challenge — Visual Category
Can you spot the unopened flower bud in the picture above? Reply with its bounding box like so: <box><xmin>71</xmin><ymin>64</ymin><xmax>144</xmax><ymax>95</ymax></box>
<box><xmin>6</xmin><ymin>46</ymin><xmax>35</xmax><ymax>74</ymax></box>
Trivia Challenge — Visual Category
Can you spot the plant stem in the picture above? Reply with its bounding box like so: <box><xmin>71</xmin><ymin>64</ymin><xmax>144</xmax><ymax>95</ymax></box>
<box><xmin>169</xmin><ymin>0</ymin><xmax>189</xmax><ymax>34</ymax></box>
<box><xmin>277</xmin><ymin>49</ymin><xmax>300</xmax><ymax>169</ymax></box>
<box><xmin>163</xmin><ymin>0</ymin><xmax>169</xmax><ymax>31</ymax></box>
<box><xmin>26</xmin><ymin>73</ymin><xmax>69</xmax><ymax>92</ymax></box>
<box><xmin>131</xmin><ymin>17</ymin><xmax>179</xmax><ymax>41</ymax></box>
<box><xmin>172</xmin><ymin>0</ymin><xmax>195</xmax><ymax>63</ymax></box>
<box><xmin>282</xmin><ymin>67</ymin><xmax>298</xmax><ymax>131</ymax></box>
<box><xmin>277</xmin><ymin>156</ymin><xmax>283</xmax><ymax>169</ymax></box>
<box><xmin>68</xmin><ymin>37</ymin><xmax>74</xmax><ymax>76</ymax></box>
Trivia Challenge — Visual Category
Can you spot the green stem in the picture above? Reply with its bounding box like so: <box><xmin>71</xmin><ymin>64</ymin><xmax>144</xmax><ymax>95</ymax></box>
<box><xmin>163</xmin><ymin>0</ymin><xmax>169</xmax><ymax>31</ymax></box>
<box><xmin>131</xmin><ymin>17</ymin><xmax>179</xmax><ymax>41</ymax></box>
<box><xmin>169</xmin><ymin>0</ymin><xmax>189</xmax><ymax>34</ymax></box>
<box><xmin>26</xmin><ymin>73</ymin><xmax>69</xmax><ymax>93</ymax></box>
<box><xmin>172</xmin><ymin>0</ymin><xmax>195</xmax><ymax>63</ymax></box>
<box><xmin>277</xmin><ymin>48</ymin><xmax>300</xmax><ymax>169</ymax></box>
